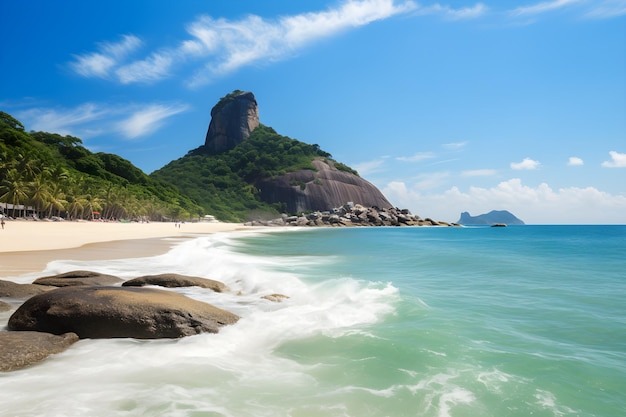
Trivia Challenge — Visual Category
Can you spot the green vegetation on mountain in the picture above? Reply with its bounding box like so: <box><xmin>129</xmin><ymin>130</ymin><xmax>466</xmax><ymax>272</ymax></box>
<box><xmin>0</xmin><ymin>111</ymin><xmax>201</xmax><ymax>221</ymax></box>
<box><xmin>1</xmin><ymin>108</ymin><xmax>361</xmax><ymax>223</ymax></box>
<box><xmin>151</xmin><ymin>124</ymin><xmax>358</xmax><ymax>222</ymax></box>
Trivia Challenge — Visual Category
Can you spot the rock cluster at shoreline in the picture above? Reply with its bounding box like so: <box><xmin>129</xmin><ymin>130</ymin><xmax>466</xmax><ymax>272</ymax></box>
<box><xmin>0</xmin><ymin>271</ymin><xmax>275</xmax><ymax>372</ymax></box>
<box><xmin>245</xmin><ymin>203</ymin><xmax>458</xmax><ymax>227</ymax></box>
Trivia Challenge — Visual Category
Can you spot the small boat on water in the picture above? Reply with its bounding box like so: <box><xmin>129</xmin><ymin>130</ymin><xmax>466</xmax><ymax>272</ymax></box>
<box><xmin>491</xmin><ymin>223</ymin><xmax>507</xmax><ymax>227</ymax></box>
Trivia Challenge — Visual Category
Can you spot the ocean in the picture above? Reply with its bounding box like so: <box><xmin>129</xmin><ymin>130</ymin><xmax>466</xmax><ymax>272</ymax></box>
<box><xmin>1</xmin><ymin>225</ymin><xmax>625</xmax><ymax>417</ymax></box>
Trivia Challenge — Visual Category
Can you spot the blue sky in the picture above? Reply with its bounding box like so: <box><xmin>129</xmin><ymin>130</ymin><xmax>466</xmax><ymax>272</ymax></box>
<box><xmin>2</xmin><ymin>0</ymin><xmax>625</xmax><ymax>223</ymax></box>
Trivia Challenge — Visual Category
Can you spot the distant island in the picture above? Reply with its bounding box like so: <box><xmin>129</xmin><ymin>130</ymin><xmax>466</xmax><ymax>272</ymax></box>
<box><xmin>457</xmin><ymin>210</ymin><xmax>525</xmax><ymax>226</ymax></box>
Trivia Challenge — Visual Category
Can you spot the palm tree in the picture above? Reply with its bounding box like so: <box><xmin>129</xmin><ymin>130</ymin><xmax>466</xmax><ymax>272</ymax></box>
<box><xmin>0</xmin><ymin>168</ymin><xmax>30</xmax><ymax>217</ymax></box>
<box><xmin>46</xmin><ymin>182</ymin><xmax>67</xmax><ymax>218</ymax></box>
<box><xmin>29</xmin><ymin>173</ymin><xmax>53</xmax><ymax>219</ymax></box>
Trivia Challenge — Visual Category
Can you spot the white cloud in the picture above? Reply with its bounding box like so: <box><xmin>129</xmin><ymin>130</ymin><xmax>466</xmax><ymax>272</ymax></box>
<box><xmin>567</xmin><ymin>156</ymin><xmax>584</xmax><ymax>166</ymax></box>
<box><xmin>397</xmin><ymin>151</ymin><xmax>436</xmax><ymax>162</ymax></box>
<box><xmin>116</xmin><ymin>104</ymin><xmax>189</xmax><ymax>138</ymax></box>
<box><xmin>352</xmin><ymin>158</ymin><xmax>388</xmax><ymax>175</ymax></box>
<box><xmin>442</xmin><ymin>141</ymin><xmax>468</xmax><ymax>150</ymax></box>
<box><xmin>67</xmin><ymin>1</ymin><xmax>421</xmax><ymax>86</ymax></box>
<box><xmin>16</xmin><ymin>104</ymin><xmax>108</xmax><ymax>136</ymax></box>
<box><xmin>584</xmin><ymin>0</ymin><xmax>626</xmax><ymax>18</ymax></box>
<box><xmin>185</xmin><ymin>0</ymin><xmax>416</xmax><ymax>86</ymax></box>
<box><xmin>417</xmin><ymin>3</ymin><xmax>488</xmax><ymax>20</ymax></box>
<box><xmin>70</xmin><ymin>35</ymin><xmax>142</xmax><ymax>79</ymax></box>
<box><xmin>116</xmin><ymin>52</ymin><xmax>175</xmax><ymax>84</ymax></box>
<box><xmin>383</xmin><ymin>178</ymin><xmax>626</xmax><ymax>224</ymax></box>
<box><xmin>508</xmin><ymin>0</ymin><xmax>626</xmax><ymax>19</ymax></box>
<box><xmin>510</xmin><ymin>157</ymin><xmax>540</xmax><ymax>170</ymax></box>
<box><xmin>16</xmin><ymin>102</ymin><xmax>188</xmax><ymax>140</ymax></box>
<box><xmin>601</xmin><ymin>150</ymin><xmax>626</xmax><ymax>168</ymax></box>
<box><xmin>461</xmin><ymin>169</ymin><xmax>497</xmax><ymax>177</ymax></box>
<box><xmin>510</xmin><ymin>0</ymin><xmax>583</xmax><ymax>16</ymax></box>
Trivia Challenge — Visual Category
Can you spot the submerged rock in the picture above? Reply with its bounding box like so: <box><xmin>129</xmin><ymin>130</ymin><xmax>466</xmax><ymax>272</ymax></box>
<box><xmin>8</xmin><ymin>286</ymin><xmax>239</xmax><ymax>339</ymax></box>
<box><xmin>123</xmin><ymin>273</ymin><xmax>229</xmax><ymax>293</ymax></box>
<box><xmin>0</xmin><ymin>331</ymin><xmax>79</xmax><ymax>372</ymax></box>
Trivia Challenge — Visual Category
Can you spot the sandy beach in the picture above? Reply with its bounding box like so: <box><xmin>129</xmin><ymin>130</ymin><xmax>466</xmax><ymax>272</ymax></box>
<box><xmin>0</xmin><ymin>220</ymin><xmax>246</xmax><ymax>278</ymax></box>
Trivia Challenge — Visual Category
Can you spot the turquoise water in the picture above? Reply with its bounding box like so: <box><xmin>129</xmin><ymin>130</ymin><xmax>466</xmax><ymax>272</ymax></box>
<box><xmin>1</xmin><ymin>225</ymin><xmax>625</xmax><ymax>416</ymax></box>
<box><xmin>235</xmin><ymin>225</ymin><xmax>626</xmax><ymax>416</ymax></box>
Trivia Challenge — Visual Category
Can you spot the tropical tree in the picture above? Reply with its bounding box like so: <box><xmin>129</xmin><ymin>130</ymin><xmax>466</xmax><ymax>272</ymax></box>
<box><xmin>0</xmin><ymin>168</ymin><xmax>30</xmax><ymax>217</ymax></box>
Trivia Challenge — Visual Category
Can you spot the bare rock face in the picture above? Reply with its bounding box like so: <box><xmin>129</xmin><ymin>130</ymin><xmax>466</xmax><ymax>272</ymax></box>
<box><xmin>32</xmin><ymin>270</ymin><xmax>123</xmax><ymax>287</ymax></box>
<box><xmin>0</xmin><ymin>331</ymin><xmax>79</xmax><ymax>372</ymax></box>
<box><xmin>123</xmin><ymin>273</ymin><xmax>229</xmax><ymax>293</ymax></box>
<box><xmin>256</xmin><ymin>159</ymin><xmax>392</xmax><ymax>213</ymax></box>
<box><xmin>204</xmin><ymin>91</ymin><xmax>259</xmax><ymax>153</ymax></box>
<box><xmin>8</xmin><ymin>286</ymin><xmax>239</xmax><ymax>339</ymax></box>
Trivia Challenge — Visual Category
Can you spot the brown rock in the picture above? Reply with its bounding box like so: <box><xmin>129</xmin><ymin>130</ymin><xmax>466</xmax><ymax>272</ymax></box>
<box><xmin>0</xmin><ymin>279</ymin><xmax>52</xmax><ymax>298</ymax></box>
<box><xmin>123</xmin><ymin>273</ymin><xmax>229</xmax><ymax>293</ymax></box>
<box><xmin>8</xmin><ymin>286</ymin><xmax>239</xmax><ymax>339</ymax></box>
<box><xmin>0</xmin><ymin>300</ymin><xmax>12</xmax><ymax>312</ymax></box>
<box><xmin>0</xmin><ymin>331</ymin><xmax>79</xmax><ymax>372</ymax></box>
<box><xmin>32</xmin><ymin>270</ymin><xmax>123</xmax><ymax>287</ymax></box>
<box><xmin>261</xmin><ymin>294</ymin><xmax>290</xmax><ymax>303</ymax></box>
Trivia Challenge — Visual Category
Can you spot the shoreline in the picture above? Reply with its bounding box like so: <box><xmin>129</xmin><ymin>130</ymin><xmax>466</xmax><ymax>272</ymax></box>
<box><xmin>0</xmin><ymin>220</ymin><xmax>246</xmax><ymax>278</ymax></box>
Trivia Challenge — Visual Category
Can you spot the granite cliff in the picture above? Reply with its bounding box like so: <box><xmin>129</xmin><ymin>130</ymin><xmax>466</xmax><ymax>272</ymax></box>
<box><xmin>204</xmin><ymin>91</ymin><xmax>260</xmax><ymax>154</ymax></box>
<box><xmin>201</xmin><ymin>91</ymin><xmax>392</xmax><ymax>214</ymax></box>
<box><xmin>256</xmin><ymin>159</ymin><xmax>391</xmax><ymax>213</ymax></box>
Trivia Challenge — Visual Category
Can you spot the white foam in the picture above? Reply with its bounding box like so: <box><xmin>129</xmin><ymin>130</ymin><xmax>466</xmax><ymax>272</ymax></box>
<box><xmin>0</xmin><ymin>231</ymin><xmax>401</xmax><ymax>416</ymax></box>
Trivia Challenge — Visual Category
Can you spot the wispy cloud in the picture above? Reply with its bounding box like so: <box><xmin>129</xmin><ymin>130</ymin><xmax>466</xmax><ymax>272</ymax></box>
<box><xmin>116</xmin><ymin>104</ymin><xmax>189</xmax><ymax>138</ymax></box>
<box><xmin>70</xmin><ymin>35</ymin><xmax>142</xmax><ymax>79</ymax></box>
<box><xmin>16</xmin><ymin>102</ymin><xmax>189</xmax><ymax>140</ymax></box>
<box><xmin>510</xmin><ymin>157</ymin><xmax>540</xmax><ymax>170</ymax></box>
<box><xmin>567</xmin><ymin>156</ymin><xmax>584</xmax><ymax>166</ymax></box>
<box><xmin>461</xmin><ymin>169</ymin><xmax>497</xmax><ymax>177</ymax></box>
<box><xmin>442</xmin><ymin>141</ymin><xmax>468</xmax><ymax>150</ymax></box>
<box><xmin>601</xmin><ymin>150</ymin><xmax>626</xmax><ymax>168</ymax></box>
<box><xmin>397</xmin><ymin>151</ymin><xmax>436</xmax><ymax>162</ymax></box>
<box><xmin>16</xmin><ymin>104</ymin><xmax>109</xmax><ymax>136</ymax></box>
<box><xmin>510</xmin><ymin>0</ymin><xmax>583</xmax><ymax>16</ymax></box>
<box><xmin>416</xmin><ymin>3</ymin><xmax>488</xmax><ymax>20</ymax></box>
<box><xmin>184</xmin><ymin>0</ymin><xmax>417</xmax><ymax>86</ymax></box>
<box><xmin>68</xmin><ymin>0</ymin><xmax>418</xmax><ymax>86</ymax></box>
<box><xmin>352</xmin><ymin>157</ymin><xmax>389</xmax><ymax>175</ymax></box>
<box><xmin>584</xmin><ymin>0</ymin><xmax>626</xmax><ymax>18</ymax></box>
<box><xmin>116</xmin><ymin>52</ymin><xmax>174</xmax><ymax>84</ymax></box>
<box><xmin>509</xmin><ymin>0</ymin><xmax>626</xmax><ymax>19</ymax></box>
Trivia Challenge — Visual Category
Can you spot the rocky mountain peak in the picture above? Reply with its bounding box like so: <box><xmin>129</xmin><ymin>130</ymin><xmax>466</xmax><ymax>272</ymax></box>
<box><xmin>204</xmin><ymin>90</ymin><xmax>259</xmax><ymax>153</ymax></box>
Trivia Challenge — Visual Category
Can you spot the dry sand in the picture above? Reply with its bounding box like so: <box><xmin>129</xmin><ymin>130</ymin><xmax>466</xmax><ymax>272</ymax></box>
<box><xmin>0</xmin><ymin>220</ymin><xmax>246</xmax><ymax>278</ymax></box>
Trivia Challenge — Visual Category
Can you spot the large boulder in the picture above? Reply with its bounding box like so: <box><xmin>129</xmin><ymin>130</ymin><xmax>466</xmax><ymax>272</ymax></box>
<box><xmin>122</xmin><ymin>273</ymin><xmax>229</xmax><ymax>293</ymax></box>
<box><xmin>0</xmin><ymin>331</ymin><xmax>79</xmax><ymax>372</ymax></box>
<box><xmin>204</xmin><ymin>90</ymin><xmax>259</xmax><ymax>153</ymax></box>
<box><xmin>256</xmin><ymin>159</ymin><xmax>392</xmax><ymax>213</ymax></box>
<box><xmin>32</xmin><ymin>270</ymin><xmax>123</xmax><ymax>287</ymax></box>
<box><xmin>0</xmin><ymin>279</ymin><xmax>52</xmax><ymax>298</ymax></box>
<box><xmin>8</xmin><ymin>286</ymin><xmax>239</xmax><ymax>339</ymax></box>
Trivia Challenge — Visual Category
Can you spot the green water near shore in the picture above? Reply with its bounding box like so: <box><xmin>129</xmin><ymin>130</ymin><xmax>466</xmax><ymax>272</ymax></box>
<box><xmin>1</xmin><ymin>225</ymin><xmax>624</xmax><ymax>416</ymax></box>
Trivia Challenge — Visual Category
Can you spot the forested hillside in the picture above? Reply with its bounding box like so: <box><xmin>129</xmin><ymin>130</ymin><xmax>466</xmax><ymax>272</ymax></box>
<box><xmin>0</xmin><ymin>111</ymin><xmax>201</xmax><ymax>221</ymax></box>
<box><xmin>151</xmin><ymin>124</ymin><xmax>358</xmax><ymax>222</ymax></box>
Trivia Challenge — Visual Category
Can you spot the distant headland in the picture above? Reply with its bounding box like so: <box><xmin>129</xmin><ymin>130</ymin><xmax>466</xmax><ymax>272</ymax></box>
<box><xmin>457</xmin><ymin>210</ymin><xmax>525</xmax><ymax>226</ymax></box>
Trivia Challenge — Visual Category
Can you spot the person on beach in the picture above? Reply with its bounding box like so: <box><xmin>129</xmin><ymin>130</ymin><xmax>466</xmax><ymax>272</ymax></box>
<box><xmin>1</xmin><ymin>217</ymin><xmax>5</xmax><ymax>229</ymax></box>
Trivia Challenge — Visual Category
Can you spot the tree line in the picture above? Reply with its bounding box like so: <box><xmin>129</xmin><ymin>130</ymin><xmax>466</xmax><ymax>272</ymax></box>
<box><xmin>0</xmin><ymin>111</ymin><xmax>201</xmax><ymax>221</ymax></box>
